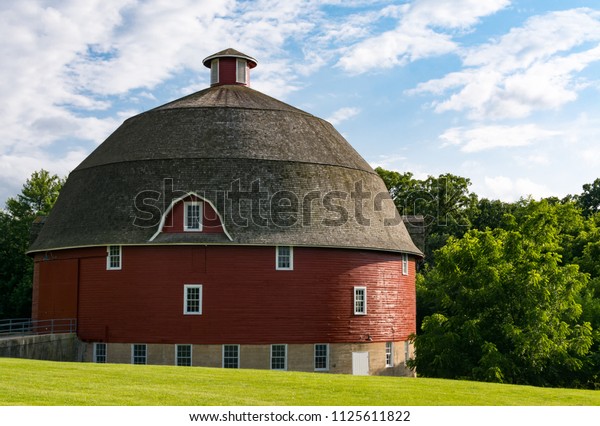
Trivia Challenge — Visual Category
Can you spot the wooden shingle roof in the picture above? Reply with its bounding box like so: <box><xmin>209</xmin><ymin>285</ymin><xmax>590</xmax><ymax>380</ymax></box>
<box><xmin>29</xmin><ymin>84</ymin><xmax>422</xmax><ymax>256</ymax></box>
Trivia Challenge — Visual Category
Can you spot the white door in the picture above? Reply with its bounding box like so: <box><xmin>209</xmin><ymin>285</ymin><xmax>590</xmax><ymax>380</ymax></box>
<box><xmin>352</xmin><ymin>352</ymin><xmax>369</xmax><ymax>375</ymax></box>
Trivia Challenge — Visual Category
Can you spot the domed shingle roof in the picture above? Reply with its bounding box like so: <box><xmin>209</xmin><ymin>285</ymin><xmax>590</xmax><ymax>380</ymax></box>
<box><xmin>29</xmin><ymin>54</ymin><xmax>421</xmax><ymax>256</ymax></box>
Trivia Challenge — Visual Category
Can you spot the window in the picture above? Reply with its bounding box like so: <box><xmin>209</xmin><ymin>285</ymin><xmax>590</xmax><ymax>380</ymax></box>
<box><xmin>106</xmin><ymin>245</ymin><xmax>121</xmax><ymax>270</ymax></box>
<box><xmin>236</xmin><ymin>59</ymin><xmax>247</xmax><ymax>84</ymax></box>
<box><xmin>402</xmin><ymin>253</ymin><xmax>409</xmax><ymax>276</ymax></box>
<box><xmin>404</xmin><ymin>341</ymin><xmax>410</xmax><ymax>365</ymax></box>
<box><xmin>223</xmin><ymin>344</ymin><xmax>239</xmax><ymax>368</ymax></box>
<box><xmin>184</xmin><ymin>201</ymin><xmax>202</xmax><ymax>232</ymax></box>
<box><xmin>276</xmin><ymin>246</ymin><xmax>293</xmax><ymax>270</ymax></box>
<box><xmin>184</xmin><ymin>285</ymin><xmax>202</xmax><ymax>315</ymax></box>
<box><xmin>271</xmin><ymin>344</ymin><xmax>287</xmax><ymax>370</ymax></box>
<box><xmin>210</xmin><ymin>59</ymin><xmax>219</xmax><ymax>85</ymax></box>
<box><xmin>314</xmin><ymin>344</ymin><xmax>329</xmax><ymax>371</ymax></box>
<box><xmin>385</xmin><ymin>342</ymin><xmax>393</xmax><ymax>368</ymax></box>
<box><xmin>176</xmin><ymin>344</ymin><xmax>192</xmax><ymax>366</ymax></box>
<box><xmin>93</xmin><ymin>343</ymin><xmax>107</xmax><ymax>363</ymax></box>
<box><xmin>354</xmin><ymin>286</ymin><xmax>367</xmax><ymax>315</ymax></box>
<box><xmin>132</xmin><ymin>344</ymin><xmax>147</xmax><ymax>365</ymax></box>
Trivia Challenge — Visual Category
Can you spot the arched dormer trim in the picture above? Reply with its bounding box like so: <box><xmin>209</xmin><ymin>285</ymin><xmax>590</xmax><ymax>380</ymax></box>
<box><xmin>149</xmin><ymin>192</ymin><xmax>233</xmax><ymax>242</ymax></box>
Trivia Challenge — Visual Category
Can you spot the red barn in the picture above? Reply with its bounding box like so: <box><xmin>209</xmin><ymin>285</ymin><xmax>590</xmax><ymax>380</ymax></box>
<box><xmin>28</xmin><ymin>48</ymin><xmax>422</xmax><ymax>375</ymax></box>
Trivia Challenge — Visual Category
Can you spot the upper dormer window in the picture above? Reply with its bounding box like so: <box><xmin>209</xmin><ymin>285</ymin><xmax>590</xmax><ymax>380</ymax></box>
<box><xmin>210</xmin><ymin>59</ymin><xmax>219</xmax><ymax>85</ymax></box>
<box><xmin>184</xmin><ymin>201</ymin><xmax>202</xmax><ymax>232</ymax></box>
<box><xmin>236</xmin><ymin>59</ymin><xmax>247</xmax><ymax>84</ymax></box>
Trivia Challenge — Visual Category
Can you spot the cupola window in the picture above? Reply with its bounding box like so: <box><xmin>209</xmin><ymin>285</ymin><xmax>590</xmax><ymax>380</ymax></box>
<box><xmin>210</xmin><ymin>59</ymin><xmax>219</xmax><ymax>85</ymax></box>
<box><xmin>236</xmin><ymin>59</ymin><xmax>247</xmax><ymax>84</ymax></box>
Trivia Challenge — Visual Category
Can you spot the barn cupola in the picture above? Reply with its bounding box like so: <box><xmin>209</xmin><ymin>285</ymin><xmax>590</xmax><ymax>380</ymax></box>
<box><xmin>202</xmin><ymin>48</ymin><xmax>258</xmax><ymax>87</ymax></box>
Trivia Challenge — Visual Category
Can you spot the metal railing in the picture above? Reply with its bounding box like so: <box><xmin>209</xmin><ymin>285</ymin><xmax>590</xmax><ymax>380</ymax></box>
<box><xmin>0</xmin><ymin>318</ymin><xmax>77</xmax><ymax>337</ymax></box>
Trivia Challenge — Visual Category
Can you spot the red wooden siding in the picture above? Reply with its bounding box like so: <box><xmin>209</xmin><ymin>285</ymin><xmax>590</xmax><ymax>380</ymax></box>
<box><xmin>161</xmin><ymin>196</ymin><xmax>224</xmax><ymax>234</ymax></box>
<box><xmin>216</xmin><ymin>57</ymin><xmax>245</xmax><ymax>86</ymax></box>
<box><xmin>33</xmin><ymin>246</ymin><xmax>416</xmax><ymax>345</ymax></box>
<box><xmin>34</xmin><ymin>257</ymin><xmax>79</xmax><ymax>320</ymax></box>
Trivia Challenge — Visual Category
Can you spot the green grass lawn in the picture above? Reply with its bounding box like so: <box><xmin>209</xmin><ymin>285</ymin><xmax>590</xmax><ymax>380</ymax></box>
<box><xmin>0</xmin><ymin>358</ymin><xmax>598</xmax><ymax>406</ymax></box>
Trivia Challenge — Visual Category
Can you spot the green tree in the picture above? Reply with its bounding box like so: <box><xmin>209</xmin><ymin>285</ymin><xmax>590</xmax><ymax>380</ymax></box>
<box><xmin>0</xmin><ymin>170</ymin><xmax>64</xmax><ymax>319</ymax></box>
<box><xmin>577</xmin><ymin>178</ymin><xmax>600</xmax><ymax>217</ymax></box>
<box><xmin>375</xmin><ymin>167</ymin><xmax>475</xmax><ymax>261</ymax></box>
<box><xmin>412</xmin><ymin>200</ymin><xmax>593</xmax><ymax>387</ymax></box>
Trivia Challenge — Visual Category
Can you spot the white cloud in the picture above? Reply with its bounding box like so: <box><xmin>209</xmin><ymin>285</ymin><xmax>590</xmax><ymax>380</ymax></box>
<box><xmin>326</xmin><ymin>107</ymin><xmax>361</xmax><ymax>125</ymax></box>
<box><xmin>0</xmin><ymin>0</ymin><xmax>329</xmax><ymax>203</ymax></box>
<box><xmin>483</xmin><ymin>176</ymin><xmax>553</xmax><ymax>201</ymax></box>
<box><xmin>368</xmin><ymin>153</ymin><xmax>408</xmax><ymax>171</ymax></box>
<box><xmin>412</xmin><ymin>8</ymin><xmax>600</xmax><ymax>119</ymax></box>
<box><xmin>439</xmin><ymin>124</ymin><xmax>561</xmax><ymax>153</ymax></box>
<box><xmin>337</xmin><ymin>0</ymin><xmax>510</xmax><ymax>73</ymax></box>
<box><xmin>0</xmin><ymin>148</ymin><xmax>89</xmax><ymax>205</ymax></box>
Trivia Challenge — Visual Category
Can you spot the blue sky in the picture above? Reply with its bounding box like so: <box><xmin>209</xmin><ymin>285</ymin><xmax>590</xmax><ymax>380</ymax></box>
<box><xmin>1</xmin><ymin>0</ymin><xmax>600</xmax><ymax>205</ymax></box>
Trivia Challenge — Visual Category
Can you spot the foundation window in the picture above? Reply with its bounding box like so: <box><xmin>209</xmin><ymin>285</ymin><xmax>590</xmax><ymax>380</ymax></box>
<box><xmin>176</xmin><ymin>344</ymin><xmax>192</xmax><ymax>366</ymax></box>
<box><xmin>93</xmin><ymin>343</ymin><xmax>107</xmax><ymax>363</ymax></box>
<box><xmin>271</xmin><ymin>344</ymin><xmax>287</xmax><ymax>370</ymax></box>
<box><xmin>314</xmin><ymin>344</ymin><xmax>329</xmax><ymax>371</ymax></box>
<box><xmin>223</xmin><ymin>344</ymin><xmax>239</xmax><ymax>368</ymax></box>
<box><xmin>385</xmin><ymin>342</ymin><xmax>393</xmax><ymax>367</ymax></box>
<box><xmin>132</xmin><ymin>344</ymin><xmax>147</xmax><ymax>365</ymax></box>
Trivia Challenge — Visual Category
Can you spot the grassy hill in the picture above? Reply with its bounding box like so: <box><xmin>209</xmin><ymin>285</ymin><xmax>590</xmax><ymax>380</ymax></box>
<box><xmin>0</xmin><ymin>358</ymin><xmax>598</xmax><ymax>406</ymax></box>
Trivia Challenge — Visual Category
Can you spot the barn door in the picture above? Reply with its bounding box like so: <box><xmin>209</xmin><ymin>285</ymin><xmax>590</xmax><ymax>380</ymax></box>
<box><xmin>352</xmin><ymin>352</ymin><xmax>369</xmax><ymax>375</ymax></box>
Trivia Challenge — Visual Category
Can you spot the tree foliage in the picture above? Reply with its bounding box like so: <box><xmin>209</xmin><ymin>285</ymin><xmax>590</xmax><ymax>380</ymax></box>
<box><xmin>412</xmin><ymin>201</ymin><xmax>594</xmax><ymax>387</ymax></box>
<box><xmin>0</xmin><ymin>170</ymin><xmax>64</xmax><ymax>319</ymax></box>
<box><xmin>375</xmin><ymin>167</ymin><xmax>475</xmax><ymax>259</ymax></box>
<box><xmin>376</xmin><ymin>167</ymin><xmax>600</xmax><ymax>388</ymax></box>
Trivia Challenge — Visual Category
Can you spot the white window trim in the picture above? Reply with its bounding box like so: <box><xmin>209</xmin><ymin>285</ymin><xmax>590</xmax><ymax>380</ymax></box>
<box><xmin>314</xmin><ymin>343</ymin><xmax>329</xmax><ymax>371</ymax></box>
<box><xmin>93</xmin><ymin>342</ymin><xmax>107</xmax><ymax>363</ymax></box>
<box><xmin>236</xmin><ymin>58</ymin><xmax>247</xmax><ymax>84</ymax></box>
<box><xmin>211</xmin><ymin>59</ymin><xmax>219</xmax><ymax>85</ymax></box>
<box><xmin>402</xmin><ymin>253</ymin><xmax>409</xmax><ymax>276</ymax></box>
<box><xmin>184</xmin><ymin>201</ymin><xmax>203</xmax><ymax>232</ymax></box>
<box><xmin>175</xmin><ymin>344</ymin><xmax>193</xmax><ymax>366</ymax></box>
<box><xmin>131</xmin><ymin>344</ymin><xmax>147</xmax><ymax>365</ymax></box>
<box><xmin>183</xmin><ymin>284</ymin><xmax>203</xmax><ymax>315</ymax></box>
<box><xmin>222</xmin><ymin>344</ymin><xmax>240</xmax><ymax>369</ymax></box>
<box><xmin>270</xmin><ymin>344</ymin><xmax>287</xmax><ymax>371</ymax></box>
<box><xmin>385</xmin><ymin>342</ymin><xmax>394</xmax><ymax>368</ymax></box>
<box><xmin>275</xmin><ymin>246</ymin><xmax>294</xmax><ymax>270</ymax></box>
<box><xmin>354</xmin><ymin>286</ymin><xmax>367</xmax><ymax>315</ymax></box>
<box><xmin>106</xmin><ymin>245</ymin><xmax>122</xmax><ymax>270</ymax></box>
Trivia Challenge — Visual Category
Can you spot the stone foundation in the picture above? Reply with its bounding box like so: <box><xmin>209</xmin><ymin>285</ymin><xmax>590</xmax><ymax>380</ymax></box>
<box><xmin>84</xmin><ymin>341</ymin><xmax>416</xmax><ymax>376</ymax></box>
<box><xmin>0</xmin><ymin>333</ymin><xmax>86</xmax><ymax>362</ymax></box>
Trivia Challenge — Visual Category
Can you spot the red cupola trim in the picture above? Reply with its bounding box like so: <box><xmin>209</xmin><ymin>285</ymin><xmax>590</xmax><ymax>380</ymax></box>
<box><xmin>202</xmin><ymin>48</ymin><xmax>257</xmax><ymax>87</ymax></box>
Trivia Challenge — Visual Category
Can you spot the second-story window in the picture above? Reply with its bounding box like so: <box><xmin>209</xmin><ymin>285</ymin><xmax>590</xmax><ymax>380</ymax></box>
<box><xmin>354</xmin><ymin>286</ymin><xmax>367</xmax><ymax>315</ymax></box>
<box><xmin>106</xmin><ymin>245</ymin><xmax>122</xmax><ymax>270</ymax></box>
<box><xmin>276</xmin><ymin>246</ymin><xmax>293</xmax><ymax>270</ymax></box>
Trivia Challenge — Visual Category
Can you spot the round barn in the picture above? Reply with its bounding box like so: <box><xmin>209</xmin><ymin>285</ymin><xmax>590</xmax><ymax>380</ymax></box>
<box><xmin>28</xmin><ymin>48</ymin><xmax>422</xmax><ymax>375</ymax></box>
